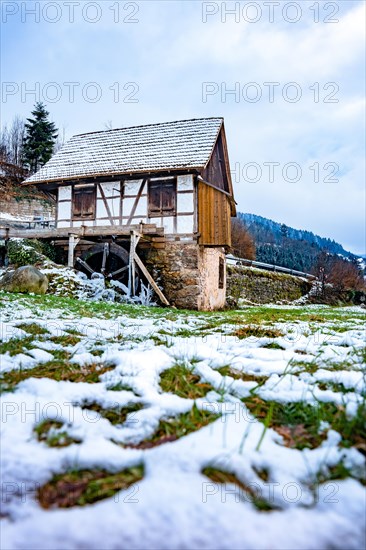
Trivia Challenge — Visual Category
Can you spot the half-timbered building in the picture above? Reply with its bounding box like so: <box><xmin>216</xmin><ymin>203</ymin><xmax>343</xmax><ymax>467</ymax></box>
<box><xmin>23</xmin><ymin>117</ymin><xmax>236</xmax><ymax>310</ymax></box>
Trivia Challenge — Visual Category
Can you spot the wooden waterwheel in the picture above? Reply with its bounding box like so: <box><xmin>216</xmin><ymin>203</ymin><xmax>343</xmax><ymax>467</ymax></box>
<box><xmin>75</xmin><ymin>242</ymin><xmax>139</xmax><ymax>292</ymax></box>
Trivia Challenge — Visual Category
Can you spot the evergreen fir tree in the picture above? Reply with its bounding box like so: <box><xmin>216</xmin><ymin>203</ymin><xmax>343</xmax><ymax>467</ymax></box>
<box><xmin>280</xmin><ymin>223</ymin><xmax>288</xmax><ymax>239</ymax></box>
<box><xmin>22</xmin><ymin>102</ymin><xmax>58</xmax><ymax>173</ymax></box>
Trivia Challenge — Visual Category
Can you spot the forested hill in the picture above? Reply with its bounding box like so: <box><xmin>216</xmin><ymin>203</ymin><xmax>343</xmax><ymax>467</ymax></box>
<box><xmin>239</xmin><ymin>212</ymin><xmax>358</xmax><ymax>274</ymax></box>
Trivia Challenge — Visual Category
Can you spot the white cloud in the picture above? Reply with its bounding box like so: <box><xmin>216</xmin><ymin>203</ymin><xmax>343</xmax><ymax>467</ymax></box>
<box><xmin>1</xmin><ymin>0</ymin><xmax>364</xmax><ymax>253</ymax></box>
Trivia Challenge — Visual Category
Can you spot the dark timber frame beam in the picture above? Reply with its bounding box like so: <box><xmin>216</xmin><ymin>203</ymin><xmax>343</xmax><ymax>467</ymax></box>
<box><xmin>0</xmin><ymin>224</ymin><xmax>164</xmax><ymax>240</ymax></box>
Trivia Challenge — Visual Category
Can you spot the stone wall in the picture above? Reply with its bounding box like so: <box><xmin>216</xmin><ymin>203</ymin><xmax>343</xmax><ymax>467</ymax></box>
<box><xmin>0</xmin><ymin>197</ymin><xmax>55</xmax><ymax>221</ymax></box>
<box><xmin>142</xmin><ymin>242</ymin><xmax>226</xmax><ymax>310</ymax></box>
<box><xmin>227</xmin><ymin>265</ymin><xmax>312</xmax><ymax>305</ymax></box>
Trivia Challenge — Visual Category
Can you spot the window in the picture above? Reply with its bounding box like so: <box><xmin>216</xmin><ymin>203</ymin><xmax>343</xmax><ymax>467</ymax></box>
<box><xmin>72</xmin><ymin>185</ymin><xmax>96</xmax><ymax>220</ymax></box>
<box><xmin>148</xmin><ymin>178</ymin><xmax>176</xmax><ymax>217</ymax></box>
<box><xmin>218</xmin><ymin>257</ymin><xmax>225</xmax><ymax>289</ymax></box>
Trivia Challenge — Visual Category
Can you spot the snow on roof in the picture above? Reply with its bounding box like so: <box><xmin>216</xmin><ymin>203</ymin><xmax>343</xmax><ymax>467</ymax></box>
<box><xmin>25</xmin><ymin>117</ymin><xmax>224</xmax><ymax>184</ymax></box>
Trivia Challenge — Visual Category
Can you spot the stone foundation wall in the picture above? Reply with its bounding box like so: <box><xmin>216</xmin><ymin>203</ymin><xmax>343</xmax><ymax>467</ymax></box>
<box><xmin>143</xmin><ymin>242</ymin><xmax>226</xmax><ymax>310</ymax></box>
<box><xmin>227</xmin><ymin>265</ymin><xmax>312</xmax><ymax>305</ymax></box>
<box><xmin>0</xmin><ymin>197</ymin><xmax>55</xmax><ymax>221</ymax></box>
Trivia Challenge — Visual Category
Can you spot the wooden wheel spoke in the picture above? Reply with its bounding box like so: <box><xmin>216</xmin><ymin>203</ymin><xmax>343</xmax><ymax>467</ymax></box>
<box><xmin>108</xmin><ymin>265</ymin><xmax>129</xmax><ymax>278</ymax></box>
<box><xmin>101</xmin><ymin>243</ymin><xmax>109</xmax><ymax>273</ymax></box>
<box><xmin>76</xmin><ymin>257</ymin><xmax>96</xmax><ymax>275</ymax></box>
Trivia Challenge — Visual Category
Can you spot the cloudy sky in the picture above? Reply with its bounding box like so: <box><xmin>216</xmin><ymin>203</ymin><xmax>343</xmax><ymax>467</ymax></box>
<box><xmin>2</xmin><ymin>0</ymin><xmax>365</xmax><ymax>254</ymax></box>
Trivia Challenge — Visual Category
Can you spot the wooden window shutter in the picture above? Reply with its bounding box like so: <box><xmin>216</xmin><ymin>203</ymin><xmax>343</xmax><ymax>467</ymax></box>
<box><xmin>72</xmin><ymin>185</ymin><xmax>96</xmax><ymax>220</ymax></box>
<box><xmin>149</xmin><ymin>181</ymin><xmax>162</xmax><ymax>215</ymax></box>
<box><xmin>161</xmin><ymin>180</ymin><xmax>175</xmax><ymax>213</ymax></box>
<box><xmin>148</xmin><ymin>178</ymin><xmax>176</xmax><ymax>217</ymax></box>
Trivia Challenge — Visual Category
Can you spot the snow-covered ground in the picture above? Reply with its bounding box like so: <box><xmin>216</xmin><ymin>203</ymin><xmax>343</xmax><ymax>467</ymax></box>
<box><xmin>0</xmin><ymin>294</ymin><xmax>365</xmax><ymax>550</ymax></box>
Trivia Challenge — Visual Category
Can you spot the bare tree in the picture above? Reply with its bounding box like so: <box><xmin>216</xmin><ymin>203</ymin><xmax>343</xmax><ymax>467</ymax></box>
<box><xmin>315</xmin><ymin>251</ymin><xmax>365</xmax><ymax>294</ymax></box>
<box><xmin>328</xmin><ymin>258</ymin><xmax>365</xmax><ymax>292</ymax></box>
<box><xmin>53</xmin><ymin>125</ymin><xmax>67</xmax><ymax>153</ymax></box>
<box><xmin>0</xmin><ymin>116</ymin><xmax>25</xmax><ymax>166</ymax></box>
<box><xmin>231</xmin><ymin>218</ymin><xmax>256</xmax><ymax>259</ymax></box>
<box><xmin>10</xmin><ymin>116</ymin><xmax>25</xmax><ymax>165</ymax></box>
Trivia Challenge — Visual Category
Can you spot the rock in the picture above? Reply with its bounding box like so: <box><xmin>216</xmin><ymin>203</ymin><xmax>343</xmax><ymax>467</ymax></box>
<box><xmin>0</xmin><ymin>265</ymin><xmax>48</xmax><ymax>295</ymax></box>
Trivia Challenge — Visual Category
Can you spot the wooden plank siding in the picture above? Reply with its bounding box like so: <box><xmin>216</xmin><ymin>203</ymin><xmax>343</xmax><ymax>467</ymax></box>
<box><xmin>201</xmin><ymin>133</ymin><xmax>228</xmax><ymax>193</ymax></box>
<box><xmin>197</xmin><ymin>181</ymin><xmax>231</xmax><ymax>247</ymax></box>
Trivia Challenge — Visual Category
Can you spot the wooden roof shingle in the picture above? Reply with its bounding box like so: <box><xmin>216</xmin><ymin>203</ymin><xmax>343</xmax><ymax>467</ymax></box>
<box><xmin>24</xmin><ymin>117</ymin><xmax>224</xmax><ymax>184</ymax></box>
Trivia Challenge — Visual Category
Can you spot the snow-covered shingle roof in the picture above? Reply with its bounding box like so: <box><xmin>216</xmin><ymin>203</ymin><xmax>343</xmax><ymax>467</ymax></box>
<box><xmin>25</xmin><ymin>117</ymin><xmax>224</xmax><ymax>184</ymax></box>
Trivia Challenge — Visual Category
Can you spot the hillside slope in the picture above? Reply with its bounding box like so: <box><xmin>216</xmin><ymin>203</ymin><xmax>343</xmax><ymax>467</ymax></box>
<box><xmin>239</xmin><ymin>213</ymin><xmax>360</xmax><ymax>274</ymax></box>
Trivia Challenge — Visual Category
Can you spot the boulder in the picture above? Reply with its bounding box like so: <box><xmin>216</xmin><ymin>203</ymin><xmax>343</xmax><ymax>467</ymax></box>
<box><xmin>0</xmin><ymin>266</ymin><xmax>48</xmax><ymax>295</ymax></box>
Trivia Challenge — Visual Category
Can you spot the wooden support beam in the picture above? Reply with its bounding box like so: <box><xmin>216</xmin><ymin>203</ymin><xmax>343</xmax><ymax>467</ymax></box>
<box><xmin>126</xmin><ymin>179</ymin><xmax>146</xmax><ymax>226</ymax></box>
<box><xmin>97</xmin><ymin>183</ymin><xmax>115</xmax><ymax>226</ymax></box>
<box><xmin>128</xmin><ymin>230</ymin><xmax>141</xmax><ymax>297</ymax></box>
<box><xmin>133</xmin><ymin>253</ymin><xmax>170</xmax><ymax>306</ymax></box>
<box><xmin>68</xmin><ymin>234</ymin><xmax>79</xmax><ymax>267</ymax></box>
<box><xmin>53</xmin><ymin>239</ymin><xmax>97</xmax><ymax>246</ymax></box>
<box><xmin>0</xmin><ymin>224</ymin><xmax>164</xmax><ymax>240</ymax></box>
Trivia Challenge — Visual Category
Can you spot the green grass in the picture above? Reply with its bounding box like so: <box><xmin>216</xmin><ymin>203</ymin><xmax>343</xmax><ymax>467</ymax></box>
<box><xmin>3</xmin><ymin>291</ymin><xmax>362</xmax><ymax>322</ymax></box>
<box><xmin>90</xmin><ymin>349</ymin><xmax>105</xmax><ymax>357</ymax></box>
<box><xmin>217</xmin><ymin>366</ymin><xmax>268</xmax><ymax>386</ymax></box>
<box><xmin>38</xmin><ymin>466</ymin><xmax>144</xmax><ymax>508</ymax></box>
<box><xmin>0</xmin><ymin>292</ymin><xmax>170</xmax><ymax>320</ymax></box>
<box><xmin>34</xmin><ymin>420</ymin><xmax>81</xmax><ymax>447</ymax></box>
<box><xmin>243</xmin><ymin>396</ymin><xmax>366</xmax><ymax>450</ymax></box>
<box><xmin>1</xmin><ymin>293</ymin><xmax>364</xmax><ymax>342</ymax></box>
<box><xmin>49</xmin><ymin>334</ymin><xmax>81</xmax><ymax>346</ymax></box>
<box><xmin>261</xmin><ymin>342</ymin><xmax>286</xmax><ymax>350</ymax></box>
<box><xmin>234</xmin><ymin>326</ymin><xmax>283</xmax><ymax>339</ymax></box>
<box><xmin>15</xmin><ymin>323</ymin><xmax>49</xmax><ymax>335</ymax></box>
<box><xmin>316</xmin><ymin>461</ymin><xmax>366</xmax><ymax>487</ymax></box>
<box><xmin>0</xmin><ymin>294</ymin><xmax>363</xmax><ymax>445</ymax></box>
<box><xmin>287</xmin><ymin>358</ymin><xmax>319</xmax><ymax>374</ymax></box>
<box><xmin>80</xmin><ymin>402</ymin><xmax>143</xmax><ymax>425</ymax></box>
<box><xmin>202</xmin><ymin>467</ymin><xmax>275</xmax><ymax>511</ymax></box>
<box><xmin>0</xmin><ymin>336</ymin><xmax>36</xmax><ymax>356</ymax></box>
<box><xmin>159</xmin><ymin>364</ymin><xmax>213</xmax><ymax>399</ymax></box>
<box><xmin>317</xmin><ymin>380</ymin><xmax>365</xmax><ymax>395</ymax></box>
<box><xmin>106</xmin><ymin>381</ymin><xmax>136</xmax><ymax>392</ymax></box>
<box><xmin>126</xmin><ymin>404</ymin><xmax>220</xmax><ymax>449</ymax></box>
<box><xmin>0</xmin><ymin>360</ymin><xmax>115</xmax><ymax>393</ymax></box>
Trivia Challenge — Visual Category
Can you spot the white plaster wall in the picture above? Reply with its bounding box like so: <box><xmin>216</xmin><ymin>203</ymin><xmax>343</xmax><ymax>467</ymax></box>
<box><xmin>96</xmin><ymin>201</ymin><xmax>107</xmax><ymax>220</ymax></box>
<box><xmin>96</xmin><ymin>197</ymin><xmax>120</xmax><ymax>220</ymax></box>
<box><xmin>99</xmin><ymin>181</ymin><xmax>119</xmax><ymax>197</ymax></box>
<box><xmin>162</xmin><ymin>217</ymin><xmax>174</xmax><ymax>234</ymax></box>
<box><xmin>58</xmin><ymin>186</ymin><xmax>72</xmax><ymax>200</ymax></box>
<box><xmin>136</xmin><ymin>196</ymin><xmax>147</xmax><ymax>218</ymax></box>
<box><xmin>198</xmin><ymin>247</ymin><xmax>226</xmax><ymax>310</ymax></box>
<box><xmin>123</xmin><ymin>196</ymin><xmax>147</xmax><ymax>218</ymax></box>
<box><xmin>177</xmin><ymin>175</ymin><xmax>193</xmax><ymax>191</ymax></box>
<box><xmin>177</xmin><ymin>192</ymin><xmax>194</xmax><ymax>213</ymax></box>
<box><xmin>57</xmin><ymin>201</ymin><xmax>71</xmax><ymax>220</ymax></box>
<box><xmin>124</xmin><ymin>179</ymin><xmax>144</xmax><ymax>195</ymax></box>
<box><xmin>56</xmin><ymin>177</ymin><xmax>197</xmax><ymax>234</ymax></box>
<box><xmin>177</xmin><ymin>215</ymin><xmax>194</xmax><ymax>234</ymax></box>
